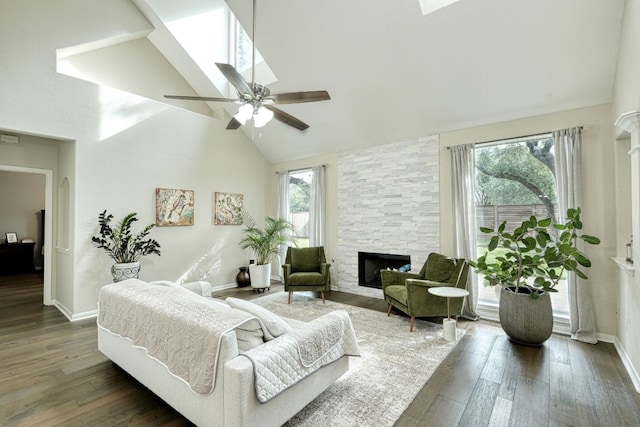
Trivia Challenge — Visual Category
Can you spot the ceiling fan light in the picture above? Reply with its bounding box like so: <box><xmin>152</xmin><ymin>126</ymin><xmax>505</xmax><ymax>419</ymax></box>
<box><xmin>234</xmin><ymin>103</ymin><xmax>254</xmax><ymax>124</ymax></box>
<box><xmin>254</xmin><ymin>106</ymin><xmax>274</xmax><ymax>128</ymax></box>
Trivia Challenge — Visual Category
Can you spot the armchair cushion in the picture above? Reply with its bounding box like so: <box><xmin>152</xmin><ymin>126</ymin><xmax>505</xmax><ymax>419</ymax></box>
<box><xmin>291</xmin><ymin>247</ymin><xmax>322</xmax><ymax>273</ymax></box>
<box><xmin>286</xmin><ymin>270</ymin><xmax>328</xmax><ymax>286</ymax></box>
<box><xmin>423</xmin><ymin>254</ymin><xmax>457</xmax><ymax>283</ymax></box>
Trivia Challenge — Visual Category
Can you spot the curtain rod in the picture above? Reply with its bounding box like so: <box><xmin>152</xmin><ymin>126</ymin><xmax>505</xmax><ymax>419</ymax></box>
<box><xmin>275</xmin><ymin>164</ymin><xmax>326</xmax><ymax>174</ymax></box>
<box><xmin>445</xmin><ymin>126</ymin><xmax>584</xmax><ymax>149</ymax></box>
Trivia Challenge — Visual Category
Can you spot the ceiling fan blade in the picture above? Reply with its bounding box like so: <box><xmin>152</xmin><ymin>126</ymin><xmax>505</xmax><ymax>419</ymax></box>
<box><xmin>226</xmin><ymin>117</ymin><xmax>242</xmax><ymax>130</ymax></box>
<box><xmin>270</xmin><ymin>91</ymin><xmax>331</xmax><ymax>105</ymax></box>
<box><xmin>215</xmin><ymin>63</ymin><xmax>253</xmax><ymax>96</ymax></box>
<box><xmin>164</xmin><ymin>95</ymin><xmax>238</xmax><ymax>102</ymax></box>
<box><xmin>265</xmin><ymin>106</ymin><xmax>309</xmax><ymax>131</ymax></box>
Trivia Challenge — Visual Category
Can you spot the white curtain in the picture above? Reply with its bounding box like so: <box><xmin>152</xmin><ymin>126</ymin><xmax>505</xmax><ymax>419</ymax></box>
<box><xmin>276</xmin><ymin>171</ymin><xmax>290</xmax><ymax>280</ymax></box>
<box><xmin>451</xmin><ymin>144</ymin><xmax>479</xmax><ymax>320</ymax></box>
<box><xmin>309</xmin><ymin>165</ymin><xmax>326</xmax><ymax>246</ymax></box>
<box><xmin>554</xmin><ymin>127</ymin><xmax>597</xmax><ymax>344</ymax></box>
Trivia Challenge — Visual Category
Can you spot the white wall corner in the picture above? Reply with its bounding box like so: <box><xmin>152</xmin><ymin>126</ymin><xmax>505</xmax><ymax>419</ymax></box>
<box><xmin>54</xmin><ymin>300</ymin><xmax>97</xmax><ymax>322</ymax></box>
<box><xmin>614</xmin><ymin>337</ymin><xmax>640</xmax><ymax>393</ymax></box>
<box><xmin>419</xmin><ymin>134</ymin><xmax>440</xmax><ymax>145</ymax></box>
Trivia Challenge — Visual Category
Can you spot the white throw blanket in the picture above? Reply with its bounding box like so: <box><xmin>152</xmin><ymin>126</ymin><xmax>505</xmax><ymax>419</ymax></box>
<box><xmin>97</xmin><ymin>279</ymin><xmax>256</xmax><ymax>394</ymax></box>
<box><xmin>241</xmin><ymin>310</ymin><xmax>360</xmax><ymax>403</ymax></box>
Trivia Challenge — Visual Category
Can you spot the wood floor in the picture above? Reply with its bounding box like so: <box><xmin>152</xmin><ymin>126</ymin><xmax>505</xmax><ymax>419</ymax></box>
<box><xmin>2</xmin><ymin>274</ymin><xmax>639</xmax><ymax>426</ymax></box>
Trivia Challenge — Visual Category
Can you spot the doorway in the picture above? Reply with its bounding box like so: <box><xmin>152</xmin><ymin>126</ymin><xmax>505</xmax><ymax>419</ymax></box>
<box><xmin>0</xmin><ymin>165</ymin><xmax>53</xmax><ymax>305</ymax></box>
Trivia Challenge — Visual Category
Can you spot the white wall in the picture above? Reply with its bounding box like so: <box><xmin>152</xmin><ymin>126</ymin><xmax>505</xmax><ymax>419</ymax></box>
<box><xmin>439</xmin><ymin>104</ymin><xmax>617</xmax><ymax>338</ymax></box>
<box><xmin>0</xmin><ymin>0</ymin><xmax>270</xmax><ymax>317</ymax></box>
<box><xmin>611</xmin><ymin>0</ymin><xmax>640</xmax><ymax>390</ymax></box>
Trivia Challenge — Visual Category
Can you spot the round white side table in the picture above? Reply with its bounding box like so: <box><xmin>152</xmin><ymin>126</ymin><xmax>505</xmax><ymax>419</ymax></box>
<box><xmin>428</xmin><ymin>286</ymin><xmax>469</xmax><ymax>341</ymax></box>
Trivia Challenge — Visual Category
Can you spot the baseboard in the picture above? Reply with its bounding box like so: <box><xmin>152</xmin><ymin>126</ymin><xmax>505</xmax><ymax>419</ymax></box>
<box><xmin>596</xmin><ymin>332</ymin><xmax>616</xmax><ymax>344</ymax></box>
<box><xmin>614</xmin><ymin>338</ymin><xmax>640</xmax><ymax>393</ymax></box>
<box><xmin>53</xmin><ymin>300</ymin><xmax>97</xmax><ymax>322</ymax></box>
<box><xmin>210</xmin><ymin>282</ymin><xmax>240</xmax><ymax>292</ymax></box>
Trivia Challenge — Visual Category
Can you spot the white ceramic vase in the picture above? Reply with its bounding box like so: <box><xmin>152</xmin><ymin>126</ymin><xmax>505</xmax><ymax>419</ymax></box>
<box><xmin>111</xmin><ymin>262</ymin><xmax>140</xmax><ymax>282</ymax></box>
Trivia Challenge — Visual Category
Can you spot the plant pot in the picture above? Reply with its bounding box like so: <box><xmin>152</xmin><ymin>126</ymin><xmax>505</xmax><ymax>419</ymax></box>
<box><xmin>249</xmin><ymin>264</ymin><xmax>271</xmax><ymax>290</ymax></box>
<box><xmin>498</xmin><ymin>286</ymin><xmax>553</xmax><ymax>346</ymax></box>
<box><xmin>111</xmin><ymin>262</ymin><xmax>140</xmax><ymax>282</ymax></box>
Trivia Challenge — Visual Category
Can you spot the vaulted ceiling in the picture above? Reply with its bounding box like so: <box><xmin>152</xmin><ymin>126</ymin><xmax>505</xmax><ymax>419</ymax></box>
<box><xmin>136</xmin><ymin>0</ymin><xmax>627</xmax><ymax>162</ymax></box>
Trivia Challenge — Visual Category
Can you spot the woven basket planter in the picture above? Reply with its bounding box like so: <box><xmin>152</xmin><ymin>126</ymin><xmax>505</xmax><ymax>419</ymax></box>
<box><xmin>498</xmin><ymin>286</ymin><xmax>553</xmax><ymax>346</ymax></box>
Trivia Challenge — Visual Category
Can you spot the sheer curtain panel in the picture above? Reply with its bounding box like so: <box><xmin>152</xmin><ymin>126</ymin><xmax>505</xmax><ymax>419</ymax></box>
<box><xmin>451</xmin><ymin>144</ymin><xmax>479</xmax><ymax>320</ymax></box>
<box><xmin>276</xmin><ymin>171</ymin><xmax>290</xmax><ymax>280</ymax></box>
<box><xmin>554</xmin><ymin>127</ymin><xmax>597</xmax><ymax>344</ymax></box>
<box><xmin>309</xmin><ymin>165</ymin><xmax>326</xmax><ymax>247</ymax></box>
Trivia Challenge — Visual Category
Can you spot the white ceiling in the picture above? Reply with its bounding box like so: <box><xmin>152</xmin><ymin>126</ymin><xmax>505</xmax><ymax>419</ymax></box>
<box><xmin>142</xmin><ymin>0</ymin><xmax>627</xmax><ymax>163</ymax></box>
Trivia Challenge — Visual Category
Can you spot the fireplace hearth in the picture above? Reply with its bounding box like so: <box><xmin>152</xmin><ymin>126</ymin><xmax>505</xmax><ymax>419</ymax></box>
<box><xmin>358</xmin><ymin>252</ymin><xmax>411</xmax><ymax>288</ymax></box>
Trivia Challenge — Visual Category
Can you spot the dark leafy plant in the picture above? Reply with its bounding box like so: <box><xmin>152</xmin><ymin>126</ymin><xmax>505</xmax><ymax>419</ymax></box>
<box><xmin>91</xmin><ymin>210</ymin><xmax>161</xmax><ymax>263</ymax></box>
<box><xmin>239</xmin><ymin>213</ymin><xmax>295</xmax><ymax>265</ymax></box>
<box><xmin>469</xmin><ymin>207</ymin><xmax>600</xmax><ymax>298</ymax></box>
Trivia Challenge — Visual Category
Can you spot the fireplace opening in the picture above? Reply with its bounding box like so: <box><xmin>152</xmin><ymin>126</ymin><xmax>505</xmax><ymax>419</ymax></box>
<box><xmin>358</xmin><ymin>252</ymin><xmax>411</xmax><ymax>288</ymax></box>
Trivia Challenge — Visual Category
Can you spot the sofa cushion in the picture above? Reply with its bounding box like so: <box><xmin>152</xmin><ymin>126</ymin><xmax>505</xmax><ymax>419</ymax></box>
<box><xmin>150</xmin><ymin>280</ymin><xmax>213</xmax><ymax>297</ymax></box>
<box><xmin>234</xmin><ymin>318</ymin><xmax>265</xmax><ymax>351</ymax></box>
<box><xmin>226</xmin><ymin>297</ymin><xmax>292</xmax><ymax>340</ymax></box>
<box><xmin>291</xmin><ymin>247</ymin><xmax>321</xmax><ymax>273</ymax></box>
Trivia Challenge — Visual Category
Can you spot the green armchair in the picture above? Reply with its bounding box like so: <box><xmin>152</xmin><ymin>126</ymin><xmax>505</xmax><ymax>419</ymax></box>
<box><xmin>282</xmin><ymin>246</ymin><xmax>331</xmax><ymax>304</ymax></box>
<box><xmin>381</xmin><ymin>252</ymin><xmax>469</xmax><ymax>331</ymax></box>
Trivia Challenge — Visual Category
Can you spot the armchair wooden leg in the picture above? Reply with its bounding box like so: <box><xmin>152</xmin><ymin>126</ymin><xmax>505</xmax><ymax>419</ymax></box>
<box><xmin>410</xmin><ymin>316</ymin><xmax>415</xmax><ymax>332</ymax></box>
<box><xmin>288</xmin><ymin>291</ymin><xmax>292</xmax><ymax>304</ymax></box>
<box><xmin>387</xmin><ymin>304</ymin><xmax>393</xmax><ymax>316</ymax></box>
<box><xmin>321</xmin><ymin>291</ymin><xmax>325</xmax><ymax>304</ymax></box>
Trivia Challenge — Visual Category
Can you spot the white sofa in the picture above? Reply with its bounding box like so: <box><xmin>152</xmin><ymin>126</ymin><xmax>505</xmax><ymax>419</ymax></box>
<box><xmin>97</xmin><ymin>279</ymin><xmax>355</xmax><ymax>427</ymax></box>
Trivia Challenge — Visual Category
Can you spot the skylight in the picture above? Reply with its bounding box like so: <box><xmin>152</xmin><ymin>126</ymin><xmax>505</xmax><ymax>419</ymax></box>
<box><xmin>142</xmin><ymin>0</ymin><xmax>275</xmax><ymax>98</ymax></box>
<box><xmin>418</xmin><ymin>0</ymin><xmax>461</xmax><ymax>15</ymax></box>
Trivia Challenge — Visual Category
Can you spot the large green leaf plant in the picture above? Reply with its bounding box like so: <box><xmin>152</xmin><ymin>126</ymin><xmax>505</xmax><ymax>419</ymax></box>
<box><xmin>469</xmin><ymin>208</ymin><xmax>600</xmax><ymax>298</ymax></box>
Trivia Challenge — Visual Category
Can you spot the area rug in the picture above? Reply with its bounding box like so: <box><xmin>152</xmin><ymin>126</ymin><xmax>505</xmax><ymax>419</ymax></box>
<box><xmin>249</xmin><ymin>292</ymin><xmax>465</xmax><ymax>427</ymax></box>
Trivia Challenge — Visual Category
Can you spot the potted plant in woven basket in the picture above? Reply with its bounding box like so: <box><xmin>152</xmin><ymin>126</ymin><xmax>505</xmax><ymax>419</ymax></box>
<box><xmin>469</xmin><ymin>207</ymin><xmax>600</xmax><ymax>345</ymax></box>
<box><xmin>91</xmin><ymin>210</ymin><xmax>161</xmax><ymax>282</ymax></box>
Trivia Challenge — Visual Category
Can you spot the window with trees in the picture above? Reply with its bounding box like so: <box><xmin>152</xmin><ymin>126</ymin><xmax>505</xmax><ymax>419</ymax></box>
<box><xmin>288</xmin><ymin>169</ymin><xmax>312</xmax><ymax>248</ymax></box>
<box><xmin>475</xmin><ymin>133</ymin><xmax>569</xmax><ymax>316</ymax></box>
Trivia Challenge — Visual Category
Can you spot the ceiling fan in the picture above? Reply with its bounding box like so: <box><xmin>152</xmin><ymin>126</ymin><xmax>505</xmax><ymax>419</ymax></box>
<box><xmin>164</xmin><ymin>0</ymin><xmax>330</xmax><ymax>131</ymax></box>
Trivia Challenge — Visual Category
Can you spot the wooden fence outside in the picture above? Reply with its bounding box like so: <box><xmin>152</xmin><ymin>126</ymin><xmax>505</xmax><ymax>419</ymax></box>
<box><xmin>476</xmin><ymin>204</ymin><xmax>557</xmax><ymax>243</ymax></box>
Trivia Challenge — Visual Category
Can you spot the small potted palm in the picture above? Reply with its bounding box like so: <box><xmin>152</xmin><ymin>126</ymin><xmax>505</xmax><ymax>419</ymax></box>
<box><xmin>239</xmin><ymin>213</ymin><xmax>294</xmax><ymax>291</ymax></box>
<box><xmin>91</xmin><ymin>210</ymin><xmax>161</xmax><ymax>282</ymax></box>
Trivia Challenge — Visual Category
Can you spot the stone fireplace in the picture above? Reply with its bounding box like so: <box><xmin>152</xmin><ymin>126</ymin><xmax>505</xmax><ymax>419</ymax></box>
<box><xmin>358</xmin><ymin>252</ymin><xmax>411</xmax><ymax>288</ymax></box>
<box><xmin>336</xmin><ymin>136</ymin><xmax>440</xmax><ymax>298</ymax></box>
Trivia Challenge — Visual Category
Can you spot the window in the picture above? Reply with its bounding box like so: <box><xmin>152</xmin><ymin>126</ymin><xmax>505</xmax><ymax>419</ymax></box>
<box><xmin>288</xmin><ymin>169</ymin><xmax>312</xmax><ymax>248</ymax></box>
<box><xmin>229</xmin><ymin>15</ymin><xmax>264</xmax><ymax>74</ymax></box>
<box><xmin>474</xmin><ymin>133</ymin><xmax>569</xmax><ymax>317</ymax></box>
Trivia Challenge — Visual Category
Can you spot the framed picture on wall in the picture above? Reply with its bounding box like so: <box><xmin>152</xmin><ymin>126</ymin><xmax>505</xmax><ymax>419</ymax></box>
<box><xmin>214</xmin><ymin>192</ymin><xmax>244</xmax><ymax>225</ymax></box>
<box><xmin>155</xmin><ymin>188</ymin><xmax>195</xmax><ymax>226</ymax></box>
<box><xmin>5</xmin><ymin>232</ymin><xmax>18</xmax><ymax>244</ymax></box>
